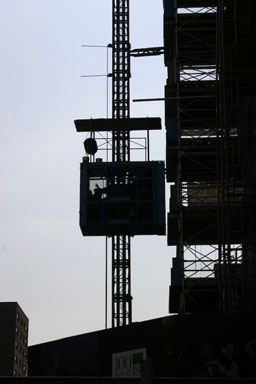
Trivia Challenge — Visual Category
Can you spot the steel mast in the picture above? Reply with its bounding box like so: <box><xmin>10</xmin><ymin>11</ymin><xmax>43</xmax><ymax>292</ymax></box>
<box><xmin>111</xmin><ymin>0</ymin><xmax>131</xmax><ymax>327</ymax></box>
<box><xmin>75</xmin><ymin>0</ymin><xmax>165</xmax><ymax>330</ymax></box>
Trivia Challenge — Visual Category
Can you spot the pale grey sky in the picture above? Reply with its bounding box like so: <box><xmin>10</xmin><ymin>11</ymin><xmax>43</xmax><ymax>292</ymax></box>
<box><xmin>0</xmin><ymin>0</ymin><xmax>174</xmax><ymax>346</ymax></box>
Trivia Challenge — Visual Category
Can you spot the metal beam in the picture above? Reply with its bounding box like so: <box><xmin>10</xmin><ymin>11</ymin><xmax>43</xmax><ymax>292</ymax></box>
<box><xmin>130</xmin><ymin>46</ymin><xmax>164</xmax><ymax>57</ymax></box>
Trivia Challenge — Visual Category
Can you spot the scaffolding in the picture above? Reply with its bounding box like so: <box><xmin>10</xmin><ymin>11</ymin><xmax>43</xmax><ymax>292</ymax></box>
<box><xmin>165</xmin><ymin>0</ymin><xmax>256</xmax><ymax>313</ymax></box>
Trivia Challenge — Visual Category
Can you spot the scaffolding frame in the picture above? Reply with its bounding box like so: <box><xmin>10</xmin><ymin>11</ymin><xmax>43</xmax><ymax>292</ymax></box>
<box><xmin>167</xmin><ymin>0</ymin><xmax>243</xmax><ymax>313</ymax></box>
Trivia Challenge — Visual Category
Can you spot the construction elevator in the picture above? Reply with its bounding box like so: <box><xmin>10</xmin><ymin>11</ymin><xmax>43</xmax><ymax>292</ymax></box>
<box><xmin>75</xmin><ymin>0</ymin><xmax>166</xmax><ymax>327</ymax></box>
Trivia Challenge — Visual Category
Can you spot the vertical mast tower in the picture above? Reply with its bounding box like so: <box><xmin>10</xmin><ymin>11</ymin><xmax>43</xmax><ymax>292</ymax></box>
<box><xmin>75</xmin><ymin>1</ymin><xmax>165</xmax><ymax>330</ymax></box>
<box><xmin>111</xmin><ymin>0</ymin><xmax>131</xmax><ymax>327</ymax></box>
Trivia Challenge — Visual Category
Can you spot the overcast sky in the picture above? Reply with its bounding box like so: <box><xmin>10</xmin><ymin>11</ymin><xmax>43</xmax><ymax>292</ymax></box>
<box><xmin>0</xmin><ymin>0</ymin><xmax>174</xmax><ymax>346</ymax></box>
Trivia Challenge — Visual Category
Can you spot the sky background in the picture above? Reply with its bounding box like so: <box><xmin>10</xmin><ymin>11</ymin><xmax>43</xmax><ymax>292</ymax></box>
<box><xmin>0</xmin><ymin>0</ymin><xmax>175</xmax><ymax>346</ymax></box>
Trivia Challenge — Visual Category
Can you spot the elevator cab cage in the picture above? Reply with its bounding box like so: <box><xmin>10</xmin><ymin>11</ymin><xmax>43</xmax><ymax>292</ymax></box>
<box><xmin>80</xmin><ymin>160</ymin><xmax>166</xmax><ymax>236</ymax></box>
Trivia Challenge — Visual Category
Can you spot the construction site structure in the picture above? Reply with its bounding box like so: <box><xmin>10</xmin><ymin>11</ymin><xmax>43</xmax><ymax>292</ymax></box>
<box><xmin>165</xmin><ymin>0</ymin><xmax>256</xmax><ymax>313</ymax></box>
<box><xmin>27</xmin><ymin>1</ymin><xmax>256</xmax><ymax>378</ymax></box>
<box><xmin>75</xmin><ymin>0</ymin><xmax>166</xmax><ymax>328</ymax></box>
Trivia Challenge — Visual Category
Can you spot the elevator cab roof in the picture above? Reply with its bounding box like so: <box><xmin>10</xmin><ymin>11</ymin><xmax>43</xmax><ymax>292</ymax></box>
<box><xmin>75</xmin><ymin>117</ymin><xmax>161</xmax><ymax>132</ymax></box>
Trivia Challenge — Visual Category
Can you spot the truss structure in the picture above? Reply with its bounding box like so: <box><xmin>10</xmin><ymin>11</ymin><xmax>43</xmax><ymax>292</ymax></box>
<box><xmin>112</xmin><ymin>0</ymin><xmax>131</xmax><ymax>327</ymax></box>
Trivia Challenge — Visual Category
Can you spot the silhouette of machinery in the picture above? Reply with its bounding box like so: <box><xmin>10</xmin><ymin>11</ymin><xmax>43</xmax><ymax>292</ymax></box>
<box><xmin>75</xmin><ymin>0</ymin><xmax>166</xmax><ymax>327</ymax></box>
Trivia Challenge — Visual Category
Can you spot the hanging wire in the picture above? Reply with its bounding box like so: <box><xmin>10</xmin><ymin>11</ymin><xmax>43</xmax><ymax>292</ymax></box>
<box><xmin>105</xmin><ymin>236</ymin><xmax>108</xmax><ymax>329</ymax></box>
<box><xmin>105</xmin><ymin>45</ymin><xmax>109</xmax><ymax>329</ymax></box>
<box><xmin>81</xmin><ymin>43</ymin><xmax>111</xmax><ymax>329</ymax></box>
<box><xmin>106</xmin><ymin>45</ymin><xmax>109</xmax><ymax>161</ymax></box>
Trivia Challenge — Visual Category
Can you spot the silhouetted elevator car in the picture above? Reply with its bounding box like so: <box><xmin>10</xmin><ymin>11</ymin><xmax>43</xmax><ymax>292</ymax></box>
<box><xmin>80</xmin><ymin>160</ymin><xmax>165</xmax><ymax>236</ymax></box>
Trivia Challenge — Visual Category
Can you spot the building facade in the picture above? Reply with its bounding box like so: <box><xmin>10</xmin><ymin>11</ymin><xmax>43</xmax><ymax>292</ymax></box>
<box><xmin>0</xmin><ymin>302</ymin><xmax>29</xmax><ymax>376</ymax></box>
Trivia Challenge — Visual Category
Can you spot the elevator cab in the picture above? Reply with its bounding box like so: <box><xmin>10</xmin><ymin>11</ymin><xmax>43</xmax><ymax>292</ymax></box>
<box><xmin>80</xmin><ymin>160</ymin><xmax>166</xmax><ymax>236</ymax></box>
